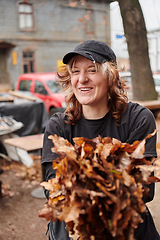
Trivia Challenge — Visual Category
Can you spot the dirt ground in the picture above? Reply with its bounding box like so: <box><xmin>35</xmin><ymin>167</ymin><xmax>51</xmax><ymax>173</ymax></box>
<box><xmin>0</xmin><ymin>155</ymin><xmax>48</xmax><ymax>240</ymax></box>
<box><xmin>1</xmin><ymin>120</ymin><xmax>160</xmax><ymax>240</ymax></box>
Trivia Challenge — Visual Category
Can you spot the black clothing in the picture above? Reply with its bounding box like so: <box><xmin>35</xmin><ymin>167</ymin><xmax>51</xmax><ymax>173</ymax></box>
<box><xmin>42</xmin><ymin>101</ymin><xmax>160</xmax><ymax>240</ymax></box>
<box><xmin>42</xmin><ymin>102</ymin><xmax>157</xmax><ymax>165</ymax></box>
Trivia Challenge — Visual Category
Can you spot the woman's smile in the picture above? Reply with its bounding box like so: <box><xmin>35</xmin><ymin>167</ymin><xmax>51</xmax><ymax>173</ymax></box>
<box><xmin>78</xmin><ymin>87</ymin><xmax>93</xmax><ymax>93</ymax></box>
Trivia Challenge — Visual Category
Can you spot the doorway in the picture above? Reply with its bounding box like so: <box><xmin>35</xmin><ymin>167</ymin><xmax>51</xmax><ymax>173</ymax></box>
<box><xmin>0</xmin><ymin>49</ymin><xmax>9</xmax><ymax>84</ymax></box>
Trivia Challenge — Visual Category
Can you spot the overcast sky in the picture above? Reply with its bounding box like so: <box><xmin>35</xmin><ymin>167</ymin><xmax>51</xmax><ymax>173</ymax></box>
<box><xmin>139</xmin><ymin>0</ymin><xmax>160</xmax><ymax>31</ymax></box>
<box><xmin>110</xmin><ymin>0</ymin><xmax>160</xmax><ymax>57</ymax></box>
<box><xmin>110</xmin><ymin>0</ymin><xmax>160</xmax><ymax>31</ymax></box>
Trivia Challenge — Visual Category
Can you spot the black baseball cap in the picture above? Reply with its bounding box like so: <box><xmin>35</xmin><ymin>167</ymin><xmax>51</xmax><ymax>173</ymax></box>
<box><xmin>62</xmin><ymin>40</ymin><xmax>117</xmax><ymax>64</ymax></box>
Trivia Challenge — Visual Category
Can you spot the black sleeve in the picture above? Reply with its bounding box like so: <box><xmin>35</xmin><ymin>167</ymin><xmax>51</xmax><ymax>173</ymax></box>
<box><xmin>43</xmin><ymin>162</ymin><xmax>56</xmax><ymax>199</ymax></box>
<box><xmin>126</xmin><ymin>103</ymin><xmax>157</xmax><ymax>158</ymax></box>
<box><xmin>125</xmin><ymin>104</ymin><xmax>157</xmax><ymax>203</ymax></box>
<box><xmin>41</xmin><ymin>112</ymin><xmax>66</xmax><ymax>165</ymax></box>
<box><xmin>41</xmin><ymin>113</ymin><xmax>66</xmax><ymax>199</ymax></box>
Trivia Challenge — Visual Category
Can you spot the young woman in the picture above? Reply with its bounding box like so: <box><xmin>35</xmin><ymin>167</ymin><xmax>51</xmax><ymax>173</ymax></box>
<box><xmin>42</xmin><ymin>40</ymin><xmax>160</xmax><ymax>240</ymax></box>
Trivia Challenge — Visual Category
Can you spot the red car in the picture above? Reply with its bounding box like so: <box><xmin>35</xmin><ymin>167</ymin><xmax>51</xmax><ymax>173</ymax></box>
<box><xmin>16</xmin><ymin>72</ymin><xmax>66</xmax><ymax>117</ymax></box>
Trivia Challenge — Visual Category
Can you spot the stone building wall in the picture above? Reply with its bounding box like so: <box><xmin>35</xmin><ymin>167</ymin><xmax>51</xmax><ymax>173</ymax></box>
<box><xmin>0</xmin><ymin>0</ymin><xmax>111</xmax><ymax>88</ymax></box>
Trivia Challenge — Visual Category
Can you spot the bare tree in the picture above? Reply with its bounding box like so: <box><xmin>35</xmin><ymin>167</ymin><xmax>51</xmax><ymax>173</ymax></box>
<box><xmin>117</xmin><ymin>0</ymin><xmax>157</xmax><ymax>101</ymax></box>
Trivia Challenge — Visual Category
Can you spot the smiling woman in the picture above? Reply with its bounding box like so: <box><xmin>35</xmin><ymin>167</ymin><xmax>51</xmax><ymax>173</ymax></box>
<box><xmin>57</xmin><ymin>41</ymin><xmax>127</xmax><ymax>124</ymax></box>
<box><xmin>41</xmin><ymin>40</ymin><xmax>160</xmax><ymax>240</ymax></box>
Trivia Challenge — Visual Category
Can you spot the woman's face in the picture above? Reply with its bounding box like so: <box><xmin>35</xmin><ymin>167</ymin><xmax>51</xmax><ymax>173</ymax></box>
<box><xmin>70</xmin><ymin>55</ymin><xmax>108</xmax><ymax>109</ymax></box>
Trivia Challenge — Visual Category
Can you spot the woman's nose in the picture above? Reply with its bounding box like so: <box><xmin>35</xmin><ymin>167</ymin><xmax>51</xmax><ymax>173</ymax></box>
<box><xmin>79</xmin><ymin>73</ymin><xmax>88</xmax><ymax>83</ymax></box>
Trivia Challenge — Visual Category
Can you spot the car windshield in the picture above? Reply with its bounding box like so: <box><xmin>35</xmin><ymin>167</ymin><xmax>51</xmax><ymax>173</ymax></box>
<box><xmin>46</xmin><ymin>80</ymin><xmax>62</xmax><ymax>93</ymax></box>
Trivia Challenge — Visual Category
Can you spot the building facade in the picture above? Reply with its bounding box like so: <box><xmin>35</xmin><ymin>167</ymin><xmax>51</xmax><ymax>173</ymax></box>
<box><xmin>0</xmin><ymin>0</ymin><xmax>111</xmax><ymax>88</ymax></box>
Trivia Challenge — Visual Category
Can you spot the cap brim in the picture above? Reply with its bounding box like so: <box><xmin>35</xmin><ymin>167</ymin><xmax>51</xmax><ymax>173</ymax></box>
<box><xmin>63</xmin><ymin>51</ymin><xmax>94</xmax><ymax>64</ymax></box>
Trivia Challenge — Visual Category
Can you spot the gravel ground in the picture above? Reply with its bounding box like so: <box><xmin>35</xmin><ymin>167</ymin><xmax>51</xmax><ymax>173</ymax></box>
<box><xmin>0</xmin><ymin>156</ymin><xmax>49</xmax><ymax>240</ymax></box>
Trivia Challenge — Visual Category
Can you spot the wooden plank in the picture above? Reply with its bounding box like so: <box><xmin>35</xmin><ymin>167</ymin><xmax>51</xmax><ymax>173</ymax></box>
<box><xmin>134</xmin><ymin>100</ymin><xmax>160</xmax><ymax>110</ymax></box>
<box><xmin>0</xmin><ymin>96</ymin><xmax>14</xmax><ymax>102</ymax></box>
<box><xmin>3</xmin><ymin>134</ymin><xmax>44</xmax><ymax>152</ymax></box>
<box><xmin>8</xmin><ymin>90</ymin><xmax>36</xmax><ymax>102</ymax></box>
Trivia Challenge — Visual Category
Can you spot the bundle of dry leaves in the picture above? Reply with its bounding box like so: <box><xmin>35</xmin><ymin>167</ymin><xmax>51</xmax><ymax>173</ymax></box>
<box><xmin>39</xmin><ymin>132</ymin><xmax>160</xmax><ymax>240</ymax></box>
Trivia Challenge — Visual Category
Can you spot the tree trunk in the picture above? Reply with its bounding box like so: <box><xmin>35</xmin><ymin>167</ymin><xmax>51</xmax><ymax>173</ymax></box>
<box><xmin>117</xmin><ymin>0</ymin><xmax>157</xmax><ymax>101</ymax></box>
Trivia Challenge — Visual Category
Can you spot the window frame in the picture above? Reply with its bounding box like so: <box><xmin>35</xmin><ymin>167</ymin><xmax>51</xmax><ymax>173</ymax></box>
<box><xmin>18</xmin><ymin>2</ymin><xmax>34</xmax><ymax>31</ymax></box>
<box><xmin>22</xmin><ymin>51</ymin><xmax>35</xmax><ymax>73</ymax></box>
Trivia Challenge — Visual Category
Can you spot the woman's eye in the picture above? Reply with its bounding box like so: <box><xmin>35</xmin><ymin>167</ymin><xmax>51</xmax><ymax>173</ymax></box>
<box><xmin>88</xmin><ymin>68</ymin><xmax>96</xmax><ymax>73</ymax></box>
<box><xmin>71</xmin><ymin>70</ymin><xmax>79</xmax><ymax>74</ymax></box>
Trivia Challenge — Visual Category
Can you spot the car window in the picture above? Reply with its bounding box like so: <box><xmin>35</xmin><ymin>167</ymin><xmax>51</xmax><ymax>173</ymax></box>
<box><xmin>19</xmin><ymin>80</ymin><xmax>31</xmax><ymax>91</ymax></box>
<box><xmin>46</xmin><ymin>80</ymin><xmax>62</xmax><ymax>93</ymax></box>
<box><xmin>35</xmin><ymin>81</ymin><xmax>48</xmax><ymax>95</ymax></box>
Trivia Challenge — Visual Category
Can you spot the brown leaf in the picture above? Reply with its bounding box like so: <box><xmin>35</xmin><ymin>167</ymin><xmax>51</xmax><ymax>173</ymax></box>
<box><xmin>69</xmin><ymin>1</ymin><xmax>78</xmax><ymax>7</ymax></box>
<box><xmin>39</xmin><ymin>132</ymin><xmax>159</xmax><ymax>240</ymax></box>
<box><xmin>40</xmin><ymin>181</ymin><xmax>53</xmax><ymax>191</ymax></box>
<box><xmin>39</xmin><ymin>205</ymin><xmax>54</xmax><ymax>221</ymax></box>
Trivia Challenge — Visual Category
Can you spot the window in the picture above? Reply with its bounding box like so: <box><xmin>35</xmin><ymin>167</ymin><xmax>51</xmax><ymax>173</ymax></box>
<box><xmin>19</xmin><ymin>80</ymin><xmax>31</xmax><ymax>91</ymax></box>
<box><xmin>35</xmin><ymin>81</ymin><xmax>48</xmax><ymax>95</ymax></box>
<box><xmin>84</xmin><ymin>10</ymin><xmax>94</xmax><ymax>35</ymax></box>
<box><xmin>46</xmin><ymin>80</ymin><xmax>62</xmax><ymax>93</ymax></box>
<box><xmin>22</xmin><ymin>52</ymin><xmax>35</xmax><ymax>73</ymax></box>
<box><xmin>19</xmin><ymin>2</ymin><xmax>34</xmax><ymax>30</ymax></box>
